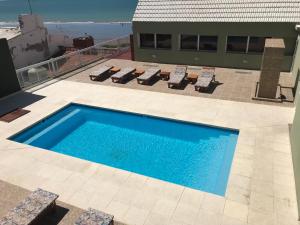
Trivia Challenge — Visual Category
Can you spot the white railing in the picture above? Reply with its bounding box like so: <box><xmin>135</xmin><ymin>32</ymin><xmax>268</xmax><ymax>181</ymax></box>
<box><xmin>16</xmin><ymin>35</ymin><xmax>130</xmax><ymax>89</ymax></box>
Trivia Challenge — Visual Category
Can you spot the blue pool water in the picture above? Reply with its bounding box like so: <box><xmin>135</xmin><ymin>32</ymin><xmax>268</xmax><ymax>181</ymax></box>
<box><xmin>11</xmin><ymin>103</ymin><xmax>239</xmax><ymax>196</ymax></box>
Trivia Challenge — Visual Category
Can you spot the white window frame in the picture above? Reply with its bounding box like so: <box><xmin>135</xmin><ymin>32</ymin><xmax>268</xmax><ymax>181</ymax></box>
<box><xmin>245</xmin><ymin>36</ymin><xmax>250</xmax><ymax>53</ymax></box>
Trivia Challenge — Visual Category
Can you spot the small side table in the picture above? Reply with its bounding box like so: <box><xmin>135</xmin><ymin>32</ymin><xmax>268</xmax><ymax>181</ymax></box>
<box><xmin>187</xmin><ymin>72</ymin><xmax>198</xmax><ymax>83</ymax></box>
<box><xmin>110</xmin><ymin>67</ymin><xmax>121</xmax><ymax>73</ymax></box>
<box><xmin>160</xmin><ymin>71</ymin><xmax>170</xmax><ymax>80</ymax></box>
<box><xmin>133</xmin><ymin>69</ymin><xmax>145</xmax><ymax>77</ymax></box>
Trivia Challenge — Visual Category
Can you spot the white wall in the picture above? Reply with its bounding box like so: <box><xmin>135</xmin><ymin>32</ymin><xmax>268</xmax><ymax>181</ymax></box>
<box><xmin>8</xmin><ymin>15</ymin><xmax>50</xmax><ymax>69</ymax></box>
<box><xmin>7</xmin><ymin>14</ymin><xmax>73</xmax><ymax>69</ymax></box>
<box><xmin>48</xmin><ymin>33</ymin><xmax>73</xmax><ymax>56</ymax></box>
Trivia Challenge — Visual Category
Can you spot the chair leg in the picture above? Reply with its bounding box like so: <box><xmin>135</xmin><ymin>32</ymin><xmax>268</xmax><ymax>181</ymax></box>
<box><xmin>50</xmin><ymin>201</ymin><xmax>57</xmax><ymax>214</ymax></box>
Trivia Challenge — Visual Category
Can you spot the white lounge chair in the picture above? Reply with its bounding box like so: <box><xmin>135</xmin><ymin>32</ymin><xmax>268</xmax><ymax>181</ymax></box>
<box><xmin>89</xmin><ymin>65</ymin><xmax>113</xmax><ymax>81</ymax></box>
<box><xmin>167</xmin><ymin>66</ymin><xmax>187</xmax><ymax>88</ymax></box>
<box><xmin>195</xmin><ymin>69</ymin><xmax>216</xmax><ymax>91</ymax></box>
<box><xmin>137</xmin><ymin>68</ymin><xmax>161</xmax><ymax>85</ymax></box>
<box><xmin>111</xmin><ymin>67</ymin><xmax>136</xmax><ymax>83</ymax></box>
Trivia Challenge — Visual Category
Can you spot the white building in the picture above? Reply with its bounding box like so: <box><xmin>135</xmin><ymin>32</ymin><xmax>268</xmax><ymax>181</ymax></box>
<box><xmin>0</xmin><ymin>14</ymin><xmax>72</xmax><ymax>69</ymax></box>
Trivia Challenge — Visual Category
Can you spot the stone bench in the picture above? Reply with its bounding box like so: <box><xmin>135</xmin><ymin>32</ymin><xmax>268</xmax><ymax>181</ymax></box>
<box><xmin>75</xmin><ymin>208</ymin><xmax>113</xmax><ymax>225</ymax></box>
<box><xmin>0</xmin><ymin>188</ymin><xmax>58</xmax><ymax>225</ymax></box>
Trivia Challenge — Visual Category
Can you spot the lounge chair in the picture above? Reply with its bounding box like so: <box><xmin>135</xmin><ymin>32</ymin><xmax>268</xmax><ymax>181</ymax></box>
<box><xmin>75</xmin><ymin>208</ymin><xmax>113</xmax><ymax>225</ymax></box>
<box><xmin>111</xmin><ymin>67</ymin><xmax>136</xmax><ymax>83</ymax></box>
<box><xmin>167</xmin><ymin>66</ymin><xmax>187</xmax><ymax>88</ymax></box>
<box><xmin>0</xmin><ymin>188</ymin><xmax>58</xmax><ymax>225</ymax></box>
<box><xmin>195</xmin><ymin>69</ymin><xmax>216</xmax><ymax>91</ymax></box>
<box><xmin>89</xmin><ymin>65</ymin><xmax>113</xmax><ymax>81</ymax></box>
<box><xmin>137</xmin><ymin>68</ymin><xmax>161</xmax><ymax>85</ymax></box>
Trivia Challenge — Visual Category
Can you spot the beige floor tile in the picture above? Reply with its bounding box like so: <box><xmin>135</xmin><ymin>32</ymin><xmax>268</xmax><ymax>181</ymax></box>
<box><xmin>113</xmin><ymin>187</ymin><xmax>141</xmax><ymax>205</ymax></box>
<box><xmin>273</xmin><ymin>152</ymin><xmax>293</xmax><ymax>168</ymax></box>
<box><xmin>123</xmin><ymin>173</ymin><xmax>147</xmax><ymax>189</ymax></box>
<box><xmin>91</xmin><ymin>180</ymin><xmax>120</xmax><ymax>199</ymax></box>
<box><xmin>248</xmin><ymin>209</ymin><xmax>276</xmax><ymax>225</ymax></box>
<box><xmin>131</xmin><ymin>190</ymin><xmax>159</xmax><ymax>211</ymax></box>
<box><xmin>274</xmin><ymin>198</ymin><xmax>298</xmax><ymax>219</ymax></box>
<box><xmin>273</xmin><ymin>184</ymin><xmax>297</xmax><ymax>201</ymax></box>
<box><xmin>228</xmin><ymin>174</ymin><xmax>251</xmax><ymax>190</ymax></box>
<box><xmin>221</xmin><ymin>216</ymin><xmax>247</xmax><ymax>225</ymax></box>
<box><xmin>196</xmin><ymin>210</ymin><xmax>222</xmax><ymax>225</ymax></box>
<box><xmin>273</xmin><ymin>172</ymin><xmax>296</xmax><ymax>187</ymax></box>
<box><xmin>122</xmin><ymin>206</ymin><xmax>150</xmax><ymax>225</ymax></box>
<box><xmin>231</xmin><ymin>162</ymin><xmax>253</xmax><ymax>178</ymax></box>
<box><xmin>225</xmin><ymin>186</ymin><xmax>250</xmax><ymax>205</ymax></box>
<box><xmin>200</xmin><ymin>193</ymin><xmax>225</xmax><ymax>214</ymax></box>
<box><xmin>223</xmin><ymin>200</ymin><xmax>248</xmax><ymax>222</ymax></box>
<box><xmin>151</xmin><ymin>199</ymin><xmax>178</xmax><ymax>218</ymax></box>
<box><xmin>68</xmin><ymin>188</ymin><xmax>96</xmax><ymax>210</ymax></box>
<box><xmin>276</xmin><ymin>214</ymin><xmax>300</xmax><ymax>225</ymax></box>
<box><xmin>87</xmin><ymin>194</ymin><xmax>113</xmax><ymax>212</ymax></box>
<box><xmin>143</xmin><ymin>178</ymin><xmax>165</xmax><ymax>195</ymax></box>
<box><xmin>172</xmin><ymin>202</ymin><xmax>199</xmax><ymax>225</ymax></box>
<box><xmin>235</xmin><ymin>144</ymin><xmax>255</xmax><ymax>156</ymax></box>
<box><xmin>250</xmin><ymin>192</ymin><xmax>274</xmax><ymax>213</ymax></box>
<box><xmin>162</xmin><ymin>182</ymin><xmax>184</xmax><ymax>202</ymax></box>
<box><xmin>144</xmin><ymin>212</ymin><xmax>169</xmax><ymax>225</ymax></box>
<box><xmin>168</xmin><ymin>219</ymin><xmax>190</xmax><ymax>225</ymax></box>
<box><xmin>105</xmin><ymin>201</ymin><xmax>130</xmax><ymax>221</ymax></box>
<box><xmin>252</xmin><ymin>166</ymin><xmax>273</xmax><ymax>183</ymax></box>
<box><xmin>273</xmin><ymin>164</ymin><xmax>294</xmax><ymax>176</ymax></box>
<box><xmin>179</xmin><ymin>188</ymin><xmax>204</xmax><ymax>208</ymax></box>
<box><xmin>251</xmin><ymin>179</ymin><xmax>274</xmax><ymax>197</ymax></box>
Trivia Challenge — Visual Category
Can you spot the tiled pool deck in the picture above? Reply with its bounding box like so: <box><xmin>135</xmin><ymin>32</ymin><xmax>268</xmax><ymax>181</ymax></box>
<box><xmin>67</xmin><ymin>59</ymin><xmax>295</xmax><ymax>107</ymax></box>
<box><xmin>0</xmin><ymin>78</ymin><xmax>297</xmax><ymax>225</ymax></box>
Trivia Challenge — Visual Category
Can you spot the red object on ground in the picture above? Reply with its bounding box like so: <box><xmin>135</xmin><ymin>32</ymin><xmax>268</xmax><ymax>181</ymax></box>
<box><xmin>0</xmin><ymin>108</ymin><xmax>30</xmax><ymax>122</ymax></box>
<box><xmin>73</xmin><ymin>36</ymin><xmax>94</xmax><ymax>49</ymax></box>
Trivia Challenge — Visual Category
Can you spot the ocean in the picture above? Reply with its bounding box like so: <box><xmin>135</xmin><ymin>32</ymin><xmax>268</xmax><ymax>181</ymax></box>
<box><xmin>0</xmin><ymin>0</ymin><xmax>137</xmax><ymax>42</ymax></box>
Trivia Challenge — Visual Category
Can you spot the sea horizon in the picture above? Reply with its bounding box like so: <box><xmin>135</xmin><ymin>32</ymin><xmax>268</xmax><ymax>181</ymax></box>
<box><xmin>0</xmin><ymin>0</ymin><xmax>136</xmax><ymax>42</ymax></box>
<box><xmin>0</xmin><ymin>21</ymin><xmax>133</xmax><ymax>43</ymax></box>
<box><xmin>0</xmin><ymin>0</ymin><xmax>137</xmax><ymax>22</ymax></box>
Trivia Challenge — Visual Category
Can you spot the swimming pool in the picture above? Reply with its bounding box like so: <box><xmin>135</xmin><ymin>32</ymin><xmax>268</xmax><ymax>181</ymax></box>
<box><xmin>11</xmin><ymin>103</ymin><xmax>239</xmax><ymax>196</ymax></box>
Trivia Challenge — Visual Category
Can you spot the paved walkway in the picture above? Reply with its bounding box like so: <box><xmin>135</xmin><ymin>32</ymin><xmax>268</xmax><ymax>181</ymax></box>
<box><xmin>0</xmin><ymin>80</ymin><xmax>297</xmax><ymax>225</ymax></box>
<box><xmin>66</xmin><ymin>59</ymin><xmax>295</xmax><ymax>107</ymax></box>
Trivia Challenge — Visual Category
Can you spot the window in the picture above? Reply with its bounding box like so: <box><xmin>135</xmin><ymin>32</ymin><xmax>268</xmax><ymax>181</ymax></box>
<box><xmin>140</xmin><ymin>33</ymin><xmax>155</xmax><ymax>48</ymax></box>
<box><xmin>199</xmin><ymin>36</ymin><xmax>218</xmax><ymax>51</ymax></box>
<box><xmin>226</xmin><ymin>36</ymin><xmax>248</xmax><ymax>53</ymax></box>
<box><xmin>248</xmin><ymin>37</ymin><xmax>266</xmax><ymax>53</ymax></box>
<box><xmin>180</xmin><ymin>35</ymin><xmax>198</xmax><ymax>50</ymax></box>
<box><xmin>156</xmin><ymin>34</ymin><xmax>172</xmax><ymax>49</ymax></box>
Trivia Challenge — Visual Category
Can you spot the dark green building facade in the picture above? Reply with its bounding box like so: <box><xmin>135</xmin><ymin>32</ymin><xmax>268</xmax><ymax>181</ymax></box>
<box><xmin>132</xmin><ymin>1</ymin><xmax>300</xmax><ymax>71</ymax></box>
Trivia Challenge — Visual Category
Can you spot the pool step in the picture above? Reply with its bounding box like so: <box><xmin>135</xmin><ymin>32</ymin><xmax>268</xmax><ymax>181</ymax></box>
<box><xmin>24</xmin><ymin>109</ymin><xmax>81</xmax><ymax>145</ymax></box>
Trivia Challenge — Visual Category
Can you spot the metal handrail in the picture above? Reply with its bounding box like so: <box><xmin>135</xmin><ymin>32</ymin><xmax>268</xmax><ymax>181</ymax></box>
<box><xmin>16</xmin><ymin>35</ymin><xmax>129</xmax><ymax>73</ymax></box>
<box><xmin>15</xmin><ymin>35</ymin><xmax>130</xmax><ymax>89</ymax></box>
